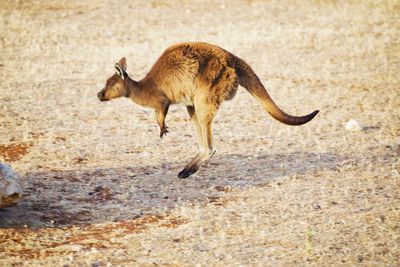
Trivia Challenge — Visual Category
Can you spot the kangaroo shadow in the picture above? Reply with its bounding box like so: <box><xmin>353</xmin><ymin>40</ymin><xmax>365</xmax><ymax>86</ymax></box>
<box><xmin>0</xmin><ymin>151</ymin><xmax>348</xmax><ymax>228</ymax></box>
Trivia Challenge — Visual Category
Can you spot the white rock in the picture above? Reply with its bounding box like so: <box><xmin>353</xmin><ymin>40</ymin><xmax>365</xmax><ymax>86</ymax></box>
<box><xmin>0</xmin><ymin>163</ymin><xmax>23</xmax><ymax>208</ymax></box>
<box><xmin>345</xmin><ymin>119</ymin><xmax>363</xmax><ymax>131</ymax></box>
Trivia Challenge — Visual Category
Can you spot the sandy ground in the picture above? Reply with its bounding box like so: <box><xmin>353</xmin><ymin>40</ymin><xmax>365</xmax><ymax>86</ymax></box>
<box><xmin>0</xmin><ymin>0</ymin><xmax>399</xmax><ymax>266</ymax></box>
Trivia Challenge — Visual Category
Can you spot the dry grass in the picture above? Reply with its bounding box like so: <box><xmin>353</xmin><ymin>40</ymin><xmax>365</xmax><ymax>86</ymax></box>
<box><xmin>0</xmin><ymin>0</ymin><xmax>399</xmax><ymax>266</ymax></box>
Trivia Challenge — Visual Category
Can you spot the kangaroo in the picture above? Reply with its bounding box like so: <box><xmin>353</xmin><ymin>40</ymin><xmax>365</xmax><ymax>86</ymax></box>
<box><xmin>97</xmin><ymin>42</ymin><xmax>319</xmax><ymax>178</ymax></box>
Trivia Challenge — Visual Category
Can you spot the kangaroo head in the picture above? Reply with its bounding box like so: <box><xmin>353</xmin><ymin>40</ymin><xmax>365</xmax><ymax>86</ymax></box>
<box><xmin>97</xmin><ymin>57</ymin><xmax>129</xmax><ymax>101</ymax></box>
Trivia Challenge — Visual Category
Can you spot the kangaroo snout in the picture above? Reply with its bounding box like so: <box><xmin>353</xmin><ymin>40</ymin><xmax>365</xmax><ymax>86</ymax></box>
<box><xmin>97</xmin><ymin>90</ymin><xmax>109</xmax><ymax>101</ymax></box>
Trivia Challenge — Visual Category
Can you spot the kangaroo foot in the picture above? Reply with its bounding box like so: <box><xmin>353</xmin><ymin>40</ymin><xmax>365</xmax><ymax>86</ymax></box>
<box><xmin>177</xmin><ymin>149</ymin><xmax>216</xmax><ymax>179</ymax></box>
<box><xmin>178</xmin><ymin>164</ymin><xmax>199</xmax><ymax>179</ymax></box>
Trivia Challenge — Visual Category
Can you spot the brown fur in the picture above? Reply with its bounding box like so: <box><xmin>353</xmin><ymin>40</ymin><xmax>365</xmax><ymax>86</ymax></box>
<box><xmin>97</xmin><ymin>42</ymin><xmax>319</xmax><ymax>178</ymax></box>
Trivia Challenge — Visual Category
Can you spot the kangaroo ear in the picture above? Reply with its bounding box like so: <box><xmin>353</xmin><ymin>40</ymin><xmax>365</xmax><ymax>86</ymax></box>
<box><xmin>118</xmin><ymin>57</ymin><xmax>127</xmax><ymax>71</ymax></box>
<box><xmin>115</xmin><ymin>63</ymin><xmax>125</xmax><ymax>80</ymax></box>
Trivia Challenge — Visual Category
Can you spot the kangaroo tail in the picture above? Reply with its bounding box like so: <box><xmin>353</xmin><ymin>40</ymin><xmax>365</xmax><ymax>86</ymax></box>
<box><xmin>235</xmin><ymin>57</ymin><xmax>319</xmax><ymax>126</ymax></box>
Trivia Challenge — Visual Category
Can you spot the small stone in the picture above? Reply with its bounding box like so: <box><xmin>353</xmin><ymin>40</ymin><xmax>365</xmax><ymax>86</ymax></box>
<box><xmin>0</xmin><ymin>163</ymin><xmax>23</xmax><ymax>208</ymax></box>
<box><xmin>345</xmin><ymin>119</ymin><xmax>363</xmax><ymax>131</ymax></box>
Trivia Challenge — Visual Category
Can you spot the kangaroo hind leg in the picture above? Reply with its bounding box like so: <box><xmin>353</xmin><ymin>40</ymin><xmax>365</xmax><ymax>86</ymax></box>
<box><xmin>178</xmin><ymin>102</ymin><xmax>217</xmax><ymax>179</ymax></box>
<box><xmin>186</xmin><ymin>106</ymin><xmax>203</xmax><ymax>151</ymax></box>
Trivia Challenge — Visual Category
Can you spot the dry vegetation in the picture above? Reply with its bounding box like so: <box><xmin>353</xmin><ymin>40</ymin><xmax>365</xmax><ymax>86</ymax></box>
<box><xmin>0</xmin><ymin>0</ymin><xmax>399</xmax><ymax>266</ymax></box>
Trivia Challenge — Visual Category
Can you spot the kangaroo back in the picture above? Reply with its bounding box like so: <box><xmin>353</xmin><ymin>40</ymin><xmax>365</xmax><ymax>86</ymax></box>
<box><xmin>235</xmin><ymin>57</ymin><xmax>319</xmax><ymax>126</ymax></box>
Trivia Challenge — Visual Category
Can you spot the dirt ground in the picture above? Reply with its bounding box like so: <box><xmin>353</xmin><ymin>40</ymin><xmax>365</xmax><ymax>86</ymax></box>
<box><xmin>0</xmin><ymin>0</ymin><xmax>399</xmax><ymax>266</ymax></box>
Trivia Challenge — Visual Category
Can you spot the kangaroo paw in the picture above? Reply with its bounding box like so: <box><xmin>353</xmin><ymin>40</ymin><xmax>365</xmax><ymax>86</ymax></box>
<box><xmin>160</xmin><ymin>126</ymin><xmax>169</xmax><ymax>138</ymax></box>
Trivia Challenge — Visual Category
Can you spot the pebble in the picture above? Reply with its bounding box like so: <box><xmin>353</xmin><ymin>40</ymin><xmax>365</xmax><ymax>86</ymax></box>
<box><xmin>345</xmin><ymin>119</ymin><xmax>363</xmax><ymax>131</ymax></box>
<box><xmin>0</xmin><ymin>163</ymin><xmax>23</xmax><ymax>208</ymax></box>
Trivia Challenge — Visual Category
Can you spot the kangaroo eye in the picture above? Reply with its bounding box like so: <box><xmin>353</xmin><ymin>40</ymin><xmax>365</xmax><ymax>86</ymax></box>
<box><xmin>108</xmin><ymin>82</ymin><xmax>114</xmax><ymax>87</ymax></box>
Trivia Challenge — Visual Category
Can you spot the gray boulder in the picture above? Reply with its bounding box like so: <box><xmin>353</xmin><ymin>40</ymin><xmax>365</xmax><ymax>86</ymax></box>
<box><xmin>0</xmin><ymin>163</ymin><xmax>23</xmax><ymax>208</ymax></box>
